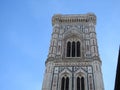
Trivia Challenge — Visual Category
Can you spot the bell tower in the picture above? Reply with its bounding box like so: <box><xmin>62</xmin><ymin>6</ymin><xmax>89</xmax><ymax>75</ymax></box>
<box><xmin>42</xmin><ymin>13</ymin><xmax>104</xmax><ymax>90</ymax></box>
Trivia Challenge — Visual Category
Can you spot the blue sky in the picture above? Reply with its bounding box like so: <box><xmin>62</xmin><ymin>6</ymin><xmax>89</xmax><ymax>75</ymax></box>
<box><xmin>0</xmin><ymin>0</ymin><xmax>120</xmax><ymax>90</ymax></box>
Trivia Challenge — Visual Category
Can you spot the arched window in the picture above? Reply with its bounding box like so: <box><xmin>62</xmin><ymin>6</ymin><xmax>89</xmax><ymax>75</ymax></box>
<box><xmin>77</xmin><ymin>41</ymin><xmax>80</xmax><ymax>57</ymax></box>
<box><xmin>66</xmin><ymin>41</ymin><xmax>81</xmax><ymax>57</ymax></box>
<box><xmin>77</xmin><ymin>77</ymin><xmax>80</xmax><ymax>90</ymax></box>
<box><xmin>66</xmin><ymin>77</ymin><xmax>69</xmax><ymax>90</ymax></box>
<box><xmin>81</xmin><ymin>77</ymin><xmax>85</xmax><ymax>90</ymax></box>
<box><xmin>61</xmin><ymin>77</ymin><xmax>69</xmax><ymax>90</ymax></box>
<box><xmin>67</xmin><ymin>42</ymin><xmax>71</xmax><ymax>57</ymax></box>
<box><xmin>61</xmin><ymin>77</ymin><xmax>65</xmax><ymax>90</ymax></box>
<box><xmin>72</xmin><ymin>42</ymin><xmax>75</xmax><ymax>57</ymax></box>
<box><xmin>77</xmin><ymin>77</ymin><xmax>85</xmax><ymax>90</ymax></box>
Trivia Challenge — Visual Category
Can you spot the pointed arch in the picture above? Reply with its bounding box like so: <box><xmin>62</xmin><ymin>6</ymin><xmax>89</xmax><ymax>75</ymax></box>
<box><xmin>77</xmin><ymin>77</ymin><xmax>80</xmax><ymax>90</ymax></box>
<box><xmin>61</xmin><ymin>76</ymin><xmax>69</xmax><ymax>90</ymax></box>
<box><xmin>66</xmin><ymin>77</ymin><xmax>69</xmax><ymax>90</ymax></box>
<box><xmin>72</xmin><ymin>41</ymin><xmax>75</xmax><ymax>57</ymax></box>
<box><xmin>81</xmin><ymin>77</ymin><xmax>85</xmax><ymax>90</ymax></box>
<box><xmin>61</xmin><ymin>77</ymin><xmax>65</xmax><ymax>90</ymax></box>
<box><xmin>67</xmin><ymin>42</ymin><xmax>71</xmax><ymax>57</ymax></box>
<box><xmin>76</xmin><ymin>76</ymin><xmax>85</xmax><ymax>90</ymax></box>
<box><xmin>59</xmin><ymin>68</ymin><xmax>72</xmax><ymax>90</ymax></box>
<box><xmin>77</xmin><ymin>41</ymin><xmax>81</xmax><ymax>57</ymax></box>
<box><xmin>74</xmin><ymin>68</ymin><xmax>87</xmax><ymax>90</ymax></box>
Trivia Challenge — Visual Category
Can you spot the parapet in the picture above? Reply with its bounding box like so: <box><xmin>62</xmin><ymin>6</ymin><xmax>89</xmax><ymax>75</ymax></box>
<box><xmin>52</xmin><ymin>13</ymin><xmax>96</xmax><ymax>26</ymax></box>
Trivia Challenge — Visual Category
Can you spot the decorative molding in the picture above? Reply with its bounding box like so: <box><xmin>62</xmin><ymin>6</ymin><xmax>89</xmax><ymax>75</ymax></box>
<box><xmin>52</xmin><ymin>13</ymin><xmax>96</xmax><ymax>26</ymax></box>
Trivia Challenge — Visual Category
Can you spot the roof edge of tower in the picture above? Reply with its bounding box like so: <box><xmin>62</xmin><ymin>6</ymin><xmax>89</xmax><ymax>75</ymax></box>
<box><xmin>52</xmin><ymin>13</ymin><xmax>96</xmax><ymax>26</ymax></box>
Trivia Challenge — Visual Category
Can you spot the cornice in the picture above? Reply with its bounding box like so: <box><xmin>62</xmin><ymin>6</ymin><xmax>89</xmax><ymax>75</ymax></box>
<box><xmin>52</xmin><ymin>13</ymin><xmax>96</xmax><ymax>26</ymax></box>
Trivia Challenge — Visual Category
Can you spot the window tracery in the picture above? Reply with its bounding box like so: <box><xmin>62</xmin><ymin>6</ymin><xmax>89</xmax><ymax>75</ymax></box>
<box><xmin>66</xmin><ymin>41</ymin><xmax>81</xmax><ymax>57</ymax></box>
<box><xmin>61</xmin><ymin>76</ymin><xmax>69</xmax><ymax>90</ymax></box>
<box><xmin>77</xmin><ymin>76</ymin><xmax>85</xmax><ymax>90</ymax></box>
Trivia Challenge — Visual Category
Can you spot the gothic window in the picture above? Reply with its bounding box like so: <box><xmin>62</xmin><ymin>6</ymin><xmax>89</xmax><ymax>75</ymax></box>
<box><xmin>72</xmin><ymin>42</ymin><xmax>75</xmax><ymax>57</ymax></box>
<box><xmin>81</xmin><ymin>77</ymin><xmax>85</xmax><ymax>90</ymax></box>
<box><xmin>66</xmin><ymin>41</ymin><xmax>81</xmax><ymax>57</ymax></box>
<box><xmin>77</xmin><ymin>77</ymin><xmax>80</xmax><ymax>90</ymax></box>
<box><xmin>67</xmin><ymin>42</ymin><xmax>71</xmax><ymax>57</ymax></box>
<box><xmin>66</xmin><ymin>77</ymin><xmax>69</xmax><ymax>90</ymax></box>
<box><xmin>77</xmin><ymin>41</ymin><xmax>80</xmax><ymax>57</ymax></box>
<box><xmin>61</xmin><ymin>77</ymin><xmax>65</xmax><ymax>90</ymax></box>
<box><xmin>61</xmin><ymin>77</ymin><xmax>69</xmax><ymax>90</ymax></box>
<box><xmin>77</xmin><ymin>77</ymin><xmax>85</xmax><ymax>90</ymax></box>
